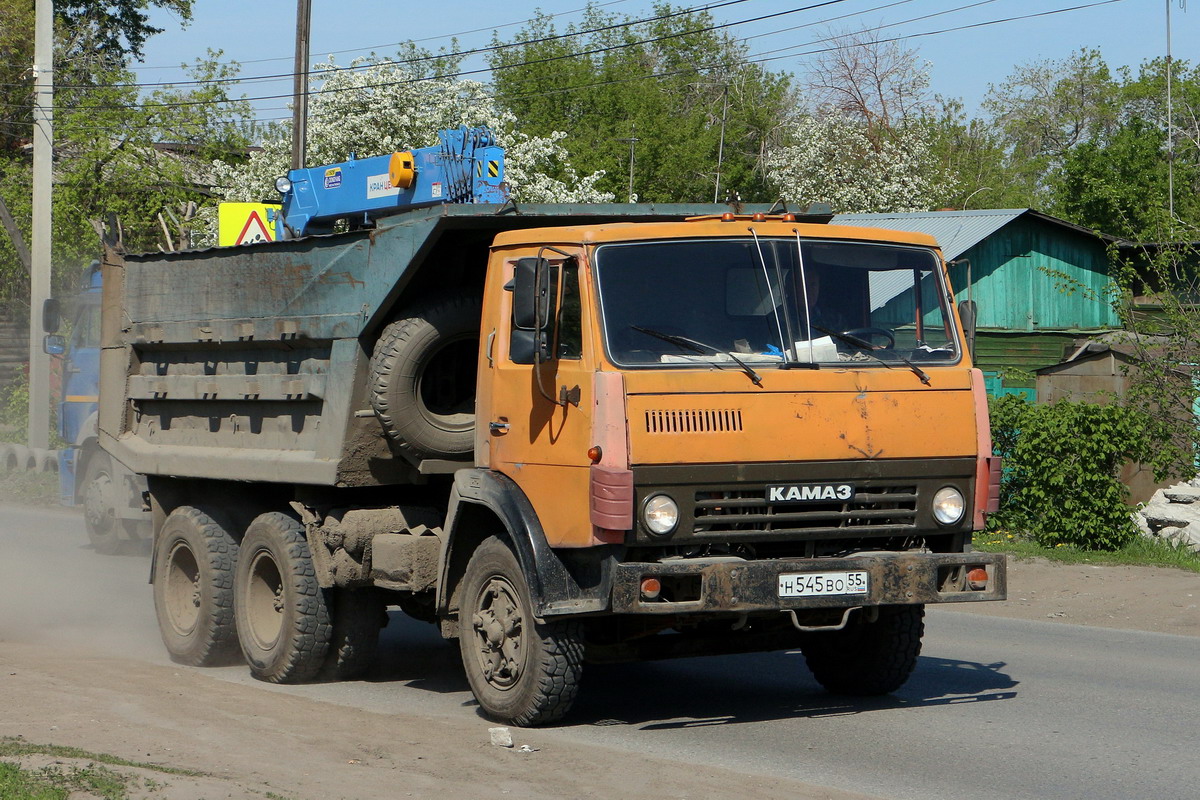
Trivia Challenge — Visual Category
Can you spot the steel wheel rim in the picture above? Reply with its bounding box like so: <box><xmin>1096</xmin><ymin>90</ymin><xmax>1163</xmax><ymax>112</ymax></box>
<box><xmin>245</xmin><ymin>548</ymin><xmax>284</xmax><ymax>650</ymax></box>
<box><xmin>84</xmin><ymin>471</ymin><xmax>116</xmax><ymax>535</ymax></box>
<box><xmin>469</xmin><ymin>574</ymin><xmax>525</xmax><ymax>691</ymax></box>
<box><xmin>164</xmin><ymin>540</ymin><xmax>201</xmax><ymax>636</ymax></box>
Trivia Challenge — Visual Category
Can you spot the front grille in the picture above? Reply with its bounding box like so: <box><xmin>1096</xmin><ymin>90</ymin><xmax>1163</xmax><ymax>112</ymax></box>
<box><xmin>693</xmin><ymin>484</ymin><xmax>917</xmax><ymax>535</ymax></box>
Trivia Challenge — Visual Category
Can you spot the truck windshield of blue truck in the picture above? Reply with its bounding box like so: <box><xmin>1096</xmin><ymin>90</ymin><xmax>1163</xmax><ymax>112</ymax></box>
<box><xmin>595</xmin><ymin>238</ymin><xmax>960</xmax><ymax>370</ymax></box>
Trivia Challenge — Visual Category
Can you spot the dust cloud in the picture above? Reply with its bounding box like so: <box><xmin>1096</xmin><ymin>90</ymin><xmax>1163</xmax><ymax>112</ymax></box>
<box><xmin>0</xmin><ymin>505</ymin><xmax>166</xmax><ymax>662</ymax></box>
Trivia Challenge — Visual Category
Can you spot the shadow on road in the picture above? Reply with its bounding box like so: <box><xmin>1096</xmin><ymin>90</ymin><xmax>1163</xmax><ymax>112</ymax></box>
<box><xmin>569</xmin><ymin>651</ymin><xmax>1018</xmax><ymax>730</ymax></box>
<box><xmin>368</xmin><ymin>610</ymin><xmax>1019</xmax><ymax>728</ymax></box>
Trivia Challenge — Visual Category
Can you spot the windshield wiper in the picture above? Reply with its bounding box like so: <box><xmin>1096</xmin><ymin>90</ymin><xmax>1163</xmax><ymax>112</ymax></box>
<box><xmin>631</xmin><ymin>326</ymin><xmax>764</xmax><ymax>387</ymax></box>
<box><xmin>813</xmin><ymin>326</ymin><xmax>932</xmax><ymax>386</ymax></box>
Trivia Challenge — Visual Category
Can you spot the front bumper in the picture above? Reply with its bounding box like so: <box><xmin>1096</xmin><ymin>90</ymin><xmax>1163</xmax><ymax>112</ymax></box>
<box><xmin>610</xmin><ymin>551</ymin><xmax>1006</xmax><ymax>614</ymax></box>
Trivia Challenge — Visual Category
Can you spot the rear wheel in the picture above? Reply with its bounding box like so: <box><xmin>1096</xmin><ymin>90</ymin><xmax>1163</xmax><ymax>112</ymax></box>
<box><xmin>801</xmin><ymin>604</ymin><xmax>925</xmax><ymax>696</ymax></box>
<box><xmin>152</xmin><ymin>505</ymin><xmax>241</xmax><ymax>666</ymax></box>
<box><xmin>458</xmin><ymin>536</ymin><xmax>584</xmax><ymax>726</ymax></box>
<box><xmin>234</xmin><ymin>511</ymin><xmax>332</xmax><ymax>683</ymax></box>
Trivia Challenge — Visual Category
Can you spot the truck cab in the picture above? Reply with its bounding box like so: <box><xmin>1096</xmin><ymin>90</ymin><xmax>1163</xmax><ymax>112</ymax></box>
<box><xmin>50</xmin><ymin>262</ymin><xmax>148</xmax><ymax>553</ymax></box>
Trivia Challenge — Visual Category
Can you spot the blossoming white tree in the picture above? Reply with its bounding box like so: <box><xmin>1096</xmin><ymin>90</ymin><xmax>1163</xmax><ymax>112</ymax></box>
<box><xmin>765</xmin><ymin>115</ymin><xmax>947</xmax><ymax>213</ymax></box>
<box><xmin>208</xmin><ymin>56</ymin><xmax>611</xmax><ymax>220</ymax></box>
<box><xmin>765</xmin><ymin>31</ymin><xmax>955</xmax><ymax>213</ymax></box>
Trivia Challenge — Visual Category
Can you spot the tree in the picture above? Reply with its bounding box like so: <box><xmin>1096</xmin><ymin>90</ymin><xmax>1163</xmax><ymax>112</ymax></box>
<box><xmin>981</xmin><ymin>48</ymin><xmax>1119</xmax><ymax>205</ymax></box>
<box><xmin>487</xmin><ymin>5</ymin><xmax>792</xmax><ymax>202</ymax></box>
<box><xmin>0</xmin><ymin>51</ymin><xmax>254</xmax><ymax>305</ymax></box>
<box><xmin>925</xmin><ymin>98</ymin><xmax>1021</xmax><ymax>210</ymax></box>
<box><xmin>1049</xmin><ymin>117</ymin><xmax>1184</xmax><ymax>240</ymax></box>
<box><xmin>802</xmin><ymin>28</ymin><xmax>934</xmax><ymax>143</ymax></box>
<box><xmin>766</xmin><ymin>30</ymin><xmax>953</xmax><ymax>212</ymax></box>
<box><xmin>765</xmin><ymin>115</ymin><xmax>946</xmax><ymax>212</ymax></box>
<box><xmin>205</xmin><ymin>54</ymin><xmax>611</xmax><ymax>243</ymax></box>
<box><xmin>57</xmin><ymin>0</ymin><xmax>193</xmax><ymax>61</ymax></box>
<box><xmin>0</xmin><ymin>0</ymin><xmax>195</xmax><ymax>152</ymax></box>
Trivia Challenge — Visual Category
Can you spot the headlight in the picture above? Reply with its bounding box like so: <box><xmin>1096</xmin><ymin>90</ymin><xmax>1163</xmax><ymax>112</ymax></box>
<box><xmin>275</xmin><ymin>176</ymin><xmax>293</xmax><ymax>194</ymax></box>
<box><xmin>643</xmin><ymin>494</ymin><xmax>679</xmax><ymax>535</ymax></box>
<box><xmin>932</xmin><ymin>486</ymin><xmax>965</xmax><ymax>525</ymax></box>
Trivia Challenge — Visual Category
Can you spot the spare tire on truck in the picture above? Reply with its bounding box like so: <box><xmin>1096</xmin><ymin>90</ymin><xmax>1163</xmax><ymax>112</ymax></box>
<box><xmin>369</xmin><ymin>294</ymin><xmax>482</xmax><ymax>461</ymax></box>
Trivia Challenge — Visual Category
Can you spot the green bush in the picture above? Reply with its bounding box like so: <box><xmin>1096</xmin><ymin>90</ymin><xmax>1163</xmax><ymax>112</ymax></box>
<box><xmin>988</xmin><ymin>396</ymin><xmax>1163</xmax><ymax>550</ymax></box>
<box><xmin>0</xmin><ymin>373</ymin><xmax>29</xmax><ymax>444</ymax></box>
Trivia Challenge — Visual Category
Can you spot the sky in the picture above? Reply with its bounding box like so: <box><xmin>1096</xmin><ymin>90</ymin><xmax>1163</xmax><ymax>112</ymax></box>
<box><xmin>133</xmin><ymin>0</ymin><xmax>1199</xmax><ymax>124</ymax></box>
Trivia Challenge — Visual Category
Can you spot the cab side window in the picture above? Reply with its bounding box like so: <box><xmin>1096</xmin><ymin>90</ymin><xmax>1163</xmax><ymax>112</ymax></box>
<box><xmin>557</xmin><ymin>260</ymin><xmax>582</xmax><ymax>360</ymax></box>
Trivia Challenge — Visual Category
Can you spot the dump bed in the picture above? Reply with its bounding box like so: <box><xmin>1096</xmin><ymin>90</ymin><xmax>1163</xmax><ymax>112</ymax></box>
<box><xmin>99</xmin><ymin>202</ymin><xmax>772</xmax><ymax>488</ymax></box>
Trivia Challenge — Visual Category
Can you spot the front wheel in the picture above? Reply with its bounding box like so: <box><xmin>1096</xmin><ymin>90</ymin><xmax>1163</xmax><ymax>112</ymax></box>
<box><xmin>458</xmin><ymin>537</ymin><xmax>584</xmax><ymax>726</ymax></box>
<box><xmin>81</xmin><ymin>453</ymin><xmax>140</xmax><ymax>555</ymax></box>
<box><xmin>801</xmin><ymin>604</ymin><xmax>925</xmax><ymax>696</ymax></box>
<box><xmin>234</xmin><ymin>512</ymin><xmax>332</xmax><ymax>683</ymax></box>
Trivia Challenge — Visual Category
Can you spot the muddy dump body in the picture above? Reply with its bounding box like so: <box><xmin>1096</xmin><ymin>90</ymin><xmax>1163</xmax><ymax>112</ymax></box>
<box><xmin>99</xmin><ymin>203</ymin><xmax>764</xmax><ymax>488</ymax></box>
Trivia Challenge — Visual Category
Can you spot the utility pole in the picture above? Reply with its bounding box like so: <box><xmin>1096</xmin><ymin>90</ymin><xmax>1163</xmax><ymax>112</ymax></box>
<box><xmin>27</xmin><ymin>0</ymin><xmax>52</xmax><ymax>450</ymax></box>
<box><xmin>1166</xmin><ymin>0</ymin><xmax>1181</xmax><ymax>228</ymax></box>
<box><xmin>618</xmin><ymin>126</ymin><xmax>639</xmax><ymax>203</ymax></box>
<box><xmin>291</xmin><ymin>0</ymin><xmax>312</xmax><ymax>171</ymax></box>
<box><xmin>714</xmin><ymin>84</ymin><xmax>729</xmax><ymax>203</ymax></box>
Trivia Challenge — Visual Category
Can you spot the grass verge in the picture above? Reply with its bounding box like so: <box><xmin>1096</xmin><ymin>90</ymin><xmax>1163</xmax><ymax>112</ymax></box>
<box><xmin>0</xmin><ymin>737</ymin><xmax>203</xmax><ymax>800</ymax></box>
<box><xmin>0</xmin><ymin>470</ymin><xmax>61</xmax><ymax>507</ymax></box>
<box><xmin>975</xmin><ymin>531</ymin><xmax>1200</xmax><ymax>573</ymax></box>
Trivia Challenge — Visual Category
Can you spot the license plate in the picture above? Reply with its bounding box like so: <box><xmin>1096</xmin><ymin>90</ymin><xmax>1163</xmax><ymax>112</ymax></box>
<box><xmin>778</xmin><ymin>571</ymin><xmax>870</xmax><ymax>598</ymax></box>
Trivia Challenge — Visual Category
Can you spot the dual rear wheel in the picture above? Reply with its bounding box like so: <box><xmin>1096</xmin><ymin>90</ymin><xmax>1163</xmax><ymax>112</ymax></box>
<box><xmin>153</xmin><ymin>508</ymin><xmax>383</xmax><ymax>682</ymax></box>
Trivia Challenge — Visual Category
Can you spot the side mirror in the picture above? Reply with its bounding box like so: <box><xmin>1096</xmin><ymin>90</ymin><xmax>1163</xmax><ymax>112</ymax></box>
<box><xmin>509</xmin><ymin>329</ymin><xmax>538</xmax><ymax>365</ymax></box>
<box><xmin>42</xmin><ymin>298</ymin><xmax>60</xmax><ymax>333</ymax></box>
<box><xmin>43</xmin><ymin>334</ymin><xmax>65</xmax><ymax>355</ymax></box>
<box><xmin>958</xmin><ymin>299</ymin><xmax>977</xmax><ymax>360</ymax></box>
<box><xmin>512</xmin><ymin>257</ymin><xmax>555</xmax><ymax>331</ymax></box>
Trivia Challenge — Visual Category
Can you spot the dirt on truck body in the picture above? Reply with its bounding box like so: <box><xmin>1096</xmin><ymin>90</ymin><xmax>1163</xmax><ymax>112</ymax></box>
<box><xmin>99</xmin><ymin>202</ymin><xmax>1005</xmax><ymax>725</ymax></box>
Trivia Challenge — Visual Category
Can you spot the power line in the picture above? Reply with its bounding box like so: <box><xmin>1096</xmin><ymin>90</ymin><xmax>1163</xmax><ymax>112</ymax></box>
<box><xmin>126</xmin><ymin>0</ymin><xmax>640</xmax><ymax>71</ymax></box>
<box><xmin>26</xmin><ymin>0</ymin><xmax>753</xmax><ymax>90</ymax></box>
<box><xmin>0</xmin><ymin>0</ymin><xmax>1134</xmax><ymax>125</ymax></box>
<box><xmin>15</xmin><ymin>0</ymin><xmax>854</xmax><ymax>111</ymax></box>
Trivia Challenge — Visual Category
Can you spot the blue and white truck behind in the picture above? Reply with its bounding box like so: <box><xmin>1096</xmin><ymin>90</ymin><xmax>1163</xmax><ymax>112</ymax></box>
<box><xmin>44</xmin><ymin>261</ymin><xmax>149</xmax><ymax>553</ymax></box>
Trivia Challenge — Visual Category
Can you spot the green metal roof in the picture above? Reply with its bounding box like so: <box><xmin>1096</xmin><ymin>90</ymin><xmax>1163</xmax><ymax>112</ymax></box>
<box><xmin>831</xmin><ymin>209</ymin><xmax>1112</xmax><ymax>261</ymax></box>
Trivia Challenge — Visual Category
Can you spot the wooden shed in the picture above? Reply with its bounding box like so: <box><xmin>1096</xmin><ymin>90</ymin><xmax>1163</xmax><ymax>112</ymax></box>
<box><xmin>833</xmin><ymin>209</ymin><xmax>1120</xmax><ymax>398</ymax></box>
<box><xmin>1034</xmin><ymin>338</ymin><xmax>1182</xmax><ymax>503</ymax></box>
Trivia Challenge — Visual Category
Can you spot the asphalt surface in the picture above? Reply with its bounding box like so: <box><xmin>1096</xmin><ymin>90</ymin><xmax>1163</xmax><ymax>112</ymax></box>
<box><xmin>3</xmin><ymin>504</ymin><xmax>1198</xmax><ymax>800</ymax></box>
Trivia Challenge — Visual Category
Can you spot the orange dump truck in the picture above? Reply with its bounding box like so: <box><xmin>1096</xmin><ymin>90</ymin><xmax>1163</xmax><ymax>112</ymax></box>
<box><xmin>100</xmin><ymin>203</ymin><xmax>1005</xmax><ymax>726</ymax></box>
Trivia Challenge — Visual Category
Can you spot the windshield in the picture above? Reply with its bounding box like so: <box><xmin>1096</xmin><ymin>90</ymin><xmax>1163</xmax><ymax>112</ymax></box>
<box><xmin>594</xmin><ymin>237</ymin><xmax>959</xmax><ymax>369</ymax></box>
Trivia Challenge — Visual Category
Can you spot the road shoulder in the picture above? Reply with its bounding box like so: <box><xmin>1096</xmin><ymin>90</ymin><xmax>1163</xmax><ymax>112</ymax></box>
<box><xmin>940</xmin><ymin>556</ymin><xmax>1200</xmax><ymax>637</ymax></box>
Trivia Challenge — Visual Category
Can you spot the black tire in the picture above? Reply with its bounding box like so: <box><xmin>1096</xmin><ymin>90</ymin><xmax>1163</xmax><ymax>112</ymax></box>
<box><xmin>320</xmin><ymin>588</ymin><xmax>387</xmax><ymax>681</ymax></box>
<box><xmin>458</xmin><ymin>536</ymin><xmax>584</xmax><ymax>726</ymax></box>
<box><xmin>152</xmin><ymin>505</ymin><xmax>242</xmax><ymax>667</ymax></box>
<box><xmin>369</xmin><ymin>294</ymin><xmax>482</xmax><ymax>460</ymax></box>
<box><xmin>234</xmin><ymin>511</ymin><xmax>332</xmax><ymax>683</ymax></box>
<box><xmin>801</xmin><ymin>604</ymin><xmax>925</xmax><ymax>696</ymax></box>
<box><xmin>81</xmin><ymin>453</ymin><xmax>131</xmax><ymax>555</ymax></box>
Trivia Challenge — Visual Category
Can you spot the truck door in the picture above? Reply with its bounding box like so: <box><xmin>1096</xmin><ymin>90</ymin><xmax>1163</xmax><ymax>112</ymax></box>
<box><xmin>482</xmin><ymin>252</ymin><xmax>595</xmax><ymax>547</ymax></box>
<box><xmin>60</xmin><ymin>291</ymin><xmax>101</xmax><ymax>445</ymax></box>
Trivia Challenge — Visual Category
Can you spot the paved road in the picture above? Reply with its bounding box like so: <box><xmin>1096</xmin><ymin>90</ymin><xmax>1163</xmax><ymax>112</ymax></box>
<box><xmin>4</xmin><ymin>505</ymin><xmax>1198</xmax><ymax>800</ymax></box>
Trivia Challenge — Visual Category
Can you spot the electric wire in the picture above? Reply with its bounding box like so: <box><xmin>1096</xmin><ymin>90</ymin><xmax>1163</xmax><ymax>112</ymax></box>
<box><xmin>0</xmin><ymin>0</ymin><xmax>1134</xmax><ymax>128</ymax></box>
<box><xmin>2</xmin><ymin>0</ymin><xmax>752</xmax><ymax>86</ymax></box>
